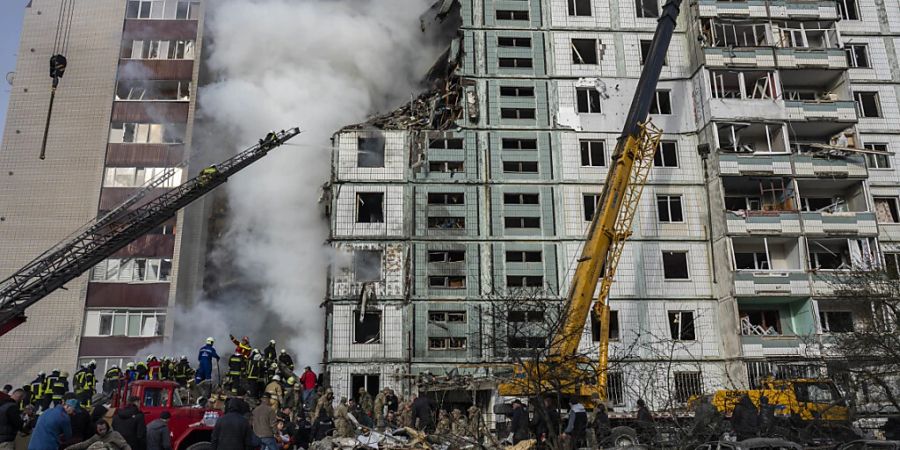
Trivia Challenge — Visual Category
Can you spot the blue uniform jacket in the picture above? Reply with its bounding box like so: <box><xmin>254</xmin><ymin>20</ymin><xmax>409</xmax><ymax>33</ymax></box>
<box><xmin>27</xmin><ymin>405</ymin><xmax>71</xmax><ymax>450</ymax></box>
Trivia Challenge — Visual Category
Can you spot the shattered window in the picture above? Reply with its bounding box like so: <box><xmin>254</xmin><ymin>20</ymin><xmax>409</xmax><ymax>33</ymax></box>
<box><xmin>580</xmin><ymin>140</ymin><xmax>605</xmax><ymax>166</ymax></box>
<box><xmin>496</xmin><ymin>9</ymin><xmax>529</xmax><ymax>20</ymax></box>
<box><xmin>855</xmin><ymin>91</ymin><xmax>881</xmax><ymax>118</ymax></box>
<box><xmin>639</xmin><ymin>39</ymin><xmax>666</xmax><ymax>66</ymax></box>
<box><xmin>874</xmin><ymin>197</ymin><xmax>900</xmax><ymax>223</ymax></box>
<box><xmin>568</xmin><ymin>0</ymin><xmax>591</xmax><ymax>16</ymax></box>
<box><xmin>864</xmin><ymin>144</ymin><xmax>890</xmax><ymax>169</ymax></box>
<box><xmin>504</xmin><ymin>193</ymin><xmax>540</xmax><ymax>205</ymax></box>
<box><xmin>427</xmin><ymin>250</ymin><xmax>465</xmax><ymax>263</ymax></box>
<box><xmin>501</xmin><ymin>108</ymin><xmax>536</xmax><ymax>119</ymax></box>
<box><xmin>429</xmin><ymin>311</ymin><xmax>467</xmax><ymax>322</ymax></box>
<box><xmin>734</xmin><ymin>252</ymin><xmax>770</xmax><ymax>270</ymax></box>
<box><xmin>635</xmin><ymin>0</ymin><xmax>660</xmax><ymax>18</ymax></box>
<box><xmin>662</xmin><ymin>251</ymin><xmax>689</xmax><ymax>279</ymax></box>
<box><xmin>427</xmin><ymin>192</ymin><xmax>465</xmax><ymax>205</ymax></box>
<box><xmin>357</xmin><ymin>137</ymin><xmax>385</xmax><ymax>168</ymax></box>
<box><xmin>884</xmin><ymin>253</ymin><xmax>900</xmax><ymax>279</ymax></box>
<box><xmin>649</xmin><ymin>90</ymin><xmax>672</xmax><ymax>115</ymax></box>
<box><xmin>429</xmin><ymin>161</ymin><xmax>464</xmax><ymax>172</ymax></box>
<box><xmin>353</xmin><ymin>250</ymin><xmax>382</xmax><ymax>283</ymax></box>
<box><xmin>356</xmin><ymin>193</ymin><xmax>384</xmax><ymax>223</ymax></box>
<box><xmin>509</xmin><ymin>337</ymin><xmax>545</xmax><ymax>349</ymax></box>
<box><xmin>838</xmin><ymin>0</ymin><xmax>859</xmax><ymax>20</ymax></box>
<box><xmin>508</xmin><ymin>310</ymin><xmax>545</xmax><ymax>322</ymax></box>
<box><xmin>428</xmin><ymin>276</ymin><xmax>466</xmax><ymax>289</ymax></box>
<box><xmin>497</xmin><ymin>37</ymin><xmax>531</xmax><ymax>48</ymax></box>
<box><xmin>353</xmin><ymin>311</ymin><xmax>381</xmax><ymax>344</ymax></box>
<box><xmin>503</xmin><ymin>161</ymin><xmax>539</xmax><ymax>173</ymax></box>
<box><xmin>576</xmin><ymin>88</ymin><xmax>602</xmax><ymax>113</ymax></box>
<box><xmin>428</xmin><ymin>138</ymin><xmax>463</xmax><ymax>149</ymax></box>
<box><xmin>846</xmin><ymin>44</ymin><xmax>869</xmax><ymax>68</ymax></box>
<box><xmin>499</xmin><ymin>58</ymin><xmax>533</xmax><ymax>68</ymax></box>
<box><xmin>505</xmin><ymin>251</ymin><xmax>542</xmax><ymax>262</ymax></box>
<box><xmin>500</xmin><ymin>86</ymin><xmax>535</xmax><ymax>97</ymax></box>
<box><xmin>571</xmin><ymin>39</ymin><xmax>599</xmax><ymax>64</ymax></box>
<box><xmin>668</xmin><ymin>311</ymin><xmax>696</xmax><ymax>340</ymax></box>
<box><xmin>741</xmin><ymin>310</ymin><xmax>781</xmax><ymax>335</ymax></box>
<box><xmin>654</xmin><ymin>141</ymin><xmax>678</xmax><ymax>167</ymax></box>
<box><xmin>427</xmin><ymin>217</ymin><xmax>465</xmax><ymax>229</ymax></box>
<box><xmin>501</xmin><ymin>138</ymin><xmax>538</xmax><ymax>150</ymax></box>
<box><xmin>590</xmin><ymin>309</ymin><xmax>620</xmax><ymax>341</ymax></box>
<box><xmin>504</xmin><ymin>216</ymin><xmax>541</xmax><ymax>229</ymax></box>
<box><xmin>583</xmin><ymin>194</ymin><xmax>601</xmax><ymax>221</ymax></box>
<box><xmin>507</xmin><ymin>276</ymin><xmax>544</xmax><ymax>287</ymax></box>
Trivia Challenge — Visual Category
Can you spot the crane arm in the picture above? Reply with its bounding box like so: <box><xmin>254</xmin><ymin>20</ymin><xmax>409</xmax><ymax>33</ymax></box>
<box><xmin>0</xmin><ymin>128</ymin><xmax>301</xmax><ymax>336</ymax></box>
<box><xmin>549</xmin><ymin>0</ymin><xmax>682</xmax><ymax>396</ymax></box>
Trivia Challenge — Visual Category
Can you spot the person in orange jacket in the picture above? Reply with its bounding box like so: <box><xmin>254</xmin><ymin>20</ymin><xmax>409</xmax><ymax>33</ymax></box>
<box><xmin>230</xmin><ymin>334</ymin><xmax>252</xmax><ymax>359</ymax></box>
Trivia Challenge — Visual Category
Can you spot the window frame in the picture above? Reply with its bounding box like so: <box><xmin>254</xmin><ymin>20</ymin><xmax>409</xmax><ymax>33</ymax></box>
<box><xmin>668</xmin><ymin>310</ymin><xmax>697</xmax><ymax>341</ymax></box>
<box><xmin>649</xmin><ymin>90</ymin><xmax>672</xmax><ymax>115</ymax></box>
<box><xmin>656</xmin><ymin>194</ymin><xmax>684</xmax><ymax>223</ymax></box>
<box><xmin>662</xmin><ymin>250</ymin><xmax>690</xmax><ymax>279</ymax></box>
<box><xmin>576</xmin><ymin>87</ymin><xmax>602</xmax><ymax>114</ymax></box>
<box><xmin>579</xmin><ymin>140</ymin><xmax>606</xmax><ymax>167</ymax></box>
<box><xmin>854</xmin><ymin>91</ymin><xmax>882</xmax><ymax>118</ymax></box>
<box><xmin>846</xmin><ymin>44</ymin><xmax>870</xmax><ymax>68</ymax></box>
<box><xmin>654</xmin><ymin>140</ymin><xmax>679</xmax><ymax>167</ymax></box>
<box><xmin>864</xmin><ymin>143</ymin><xmax>891</xmax><ymax>169</ymax></box>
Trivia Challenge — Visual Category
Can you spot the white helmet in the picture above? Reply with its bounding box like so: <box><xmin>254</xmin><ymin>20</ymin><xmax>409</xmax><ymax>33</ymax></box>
<box><xmin>181</xmin><ymin>355</ymin><xmax>187</xmax><ymax>360</ymax></box>
<box><xmin>280</xmin><ymin>349</ymin><xmax>286</xmax><ymax>354</ymax></box>
<box><xmin>126</xmin><ymin>362</ymin><xmax>135</xmax><ymax>368</ymax></box>
<box><xmin>273</xmin><ymin>375</ymin><xmax>281</xmax><ymax>381</ymax></box>
<box><xmin>253</xmin><ymin>353</ymin><xmax>262</xmax><ymax>361</ymax></box>
<box><xmin>269</xmin><ymin>340</ymin><xmax>275</xmax><ymax>344</ymax></box>
<box><xmin>206</xmin><ymin>337</ymin><xmax>215</xmax><ymax>344</ymax></box>
<box><xmin>89</xmin><ymin>359</ymin><xmax>96</xmax><ymax>366</ymax></box>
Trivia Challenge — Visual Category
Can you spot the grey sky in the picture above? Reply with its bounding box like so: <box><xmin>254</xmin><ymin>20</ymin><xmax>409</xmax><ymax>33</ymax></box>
<box><xmin>0</xmin><ymin>2</ymin><xmax>26</xmax><ymax>138</ymax></box>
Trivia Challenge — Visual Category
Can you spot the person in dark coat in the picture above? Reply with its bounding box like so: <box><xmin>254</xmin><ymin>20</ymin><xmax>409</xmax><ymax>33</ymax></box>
<box><xmin>112</xmin><ymin>396</ymin><xmax>147</xmax><ymax>450</ymax></box>
<box><xmin>731</xmin><ymin>394</ymin><xmax>759</xmax><ymax>441</ymax></box>
<box><xmin>89</xmin><ymin>404</ymin><xmax>109</xmax><ymax>436</ymax></box>
<box><xmin>531</xmin><ymin>397</ymin><xmax>560</xmax><ymax>445</ymax></box>
<box><xmin>508</xmin><ymin>400</ymin><xmax>530</xmax><ymax>444</ymax></box>
<box><xmin>292</xmin><ymin>414</ymin><xmax>312</xmax><ymax>450</ymax></box>
<box><xmin>64</xmin><ymin>400</ymin><xmax>93</xmax><ymax>446</ymax></box>
<box><xmin>311</xmin><ymin>410</ymin><xmax>334</xmax><ymax>441</ymax></box>
<box><xmin>562</xmin><ymin>401</ymin><xmax>587</xmax><ymax>449</ymax></box>
<box><xmin>0</xmin><ymin>389</ymin><xmax>25</xmax><ymax>450</ymax></box>
<box><xmin>211</xmin><ymin>398</ymin><xmax>255</xmax><ymax>450</ymax></box>
<box><xmin>146</xmin><ymin>411</ymin><xmax>171</xmax><ymax>450</ymax></box>
<box><xmin>757</xmin><ymin>396</ymin><xmax>776</xmax><ymax>437</ymax></box>
<box><xmin>593</xmin><ymin>403</ymin><xmax>611</xmax><ymax>443</ymax></box>
<box><xmin>692</xmin><ymin>395</ymin><xmax>721</xmax><ymax>442</ymax></box>
<box><xmin>411</xmin><ymin>396</ymin><xmax>436</xmax><ymax>432</ymax></box>
<box><xmin>635</xmin><ymin>398</ymin><xmax>656</xmax><ymax>444</ymax></box>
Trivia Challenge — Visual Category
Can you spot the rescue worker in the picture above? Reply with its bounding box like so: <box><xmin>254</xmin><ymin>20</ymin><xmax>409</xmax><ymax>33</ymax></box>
<box><xmin>435</xmin><ymin>409</ymin><xmax>451</xmax><ymax>434</ymax></box>
<box><xmin>398</xmin><ymin>400</ymin><xmax>413</xmax><ymax>428</ymax></box>
<box><xmin>508</xmin><ymin>399</ymin><xmax>530</xmax><ymax>444</ymax></box>
<box><xmin>196</xmin><ymin>337</ymin><xmax>220</xmax><ymax>382</ymax></box>
<box><xmin>147</xmin><ymin>355</ymin><xmax>161</xmax><ymax>380</ymax></box>
<box><xmin>265</xmin><ymin>375</ymin><xmax>285</xmax><ymax>407</ymax></box>
<box><xmin>299</xmin><ymin>367</ymin><xmax>317</xmax><ymax>404</ymax></box>
<box><xmin>124</xmin><ymin>362</ymin><xmax>138</xmax><ymax>381</ymax></box>
<box><xmin>135</xmin><ymin>359</ymin><xmax>149</xmax><ymax>380</ymax></box>
<box><xmin>451</xmin><ymin>409</ymin><xmax>468</xmax><ymax>436</ymax></box>
<box><xmin>263</xmin><ymin>340</ymin><xmax>277</xmax><ymax>362</ymax></box>
<box><xmin>174</xmin><ymin>356</ymin><xmax>193</xmax><ymax>386</ymax></box>
<box><xmin>357</xmin><ymin>387</ymin><xmax>373</xmax><ymax>418</ymax></box>
<box><xmin>467</xmin><ymin>405</ymin><xmax>485</xmax><ymax>443</ymax></box>
<box><xmin>372</xmin><ymin>388</ymin><xmax>387</xmax><ymax>429</ymax></box>
<box><xmin>313</xmin><ymin>389</ymin><xmax>334</xmax><ymax>421</ymax></box>
<box><xmin>283</xmin><ymin>377</ymin><xmax>298</xmax><ymax>410</ymax></box>
<box><xmin>74</xmin><ymin>361</ymin><xmax>96</xmax><ymax>407</ymax></box>
<box><xmin>159</xmin><ymin>357</ymin><xmax>172</xmax><ymax>380</ymax></box>
<box><xmin>278</xmin><ymin>350</ymin><xmax>294</xmax><ymax>371</ymax></box>
<box><xmin>245</xmin><ymin>353</ymin><xmax>263</xmax><ymax>399</ymax></box>
<box><xmin>562</xmin><ymin>400</ymin><xmax>587</xmax><ymax>449</ymax></box>
<box><xmin>333</xmin><ymin>397</ymin><xmax>352</xmax><ymax>438</ymax></box>
<box><xmin>50</xmin><ymin>371</ymin><xmax>68</xmax><ymax>407</ymax></box>
<box><xmin>732</xmin><ymin>394</ymin><xmax>759</xmax><ymax>441</ymax></box>
<box><xmin>635</xmin><ymin>398</ymin><xmax>656</xmax><ymax>444</ymax></box>
<box><xmin>29</xmin><ymin>372</ymin><xmax>45</xmax><ymax>407</ymax></box>
<box><xmin>41</xmin><ymin>370</ymin><xmax>60</xmax><ymax>411</ymax></box>
<box><xmin>229</xmin><ymin>335</ymin><xmax>252</xmax><ymax>359</ymax></box>
<box><xmin>226</xmin><ymin>353</ymin><xmax>244</xmax><ymax>395</ymax></box>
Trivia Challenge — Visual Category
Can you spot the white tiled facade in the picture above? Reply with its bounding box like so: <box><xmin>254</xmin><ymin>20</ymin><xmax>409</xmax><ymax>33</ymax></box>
<box><xmin>324</xmin><ymin>0</ymin><xmax>900</xmax><ymax>410</ymax></box>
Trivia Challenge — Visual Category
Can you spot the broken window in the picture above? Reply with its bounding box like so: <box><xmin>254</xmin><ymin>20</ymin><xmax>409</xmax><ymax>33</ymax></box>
<box><xmin>734</xmin><ymin>251</ymin><xmax>770</xmax><ymax>270</ymax></box>
<box><xmin>590</xmin><ymin>309</ymin><xmax>620</xmax><ymax>341</ymax></box>
<box><xmin>607</xmin><ymin>372</ymin><xmax>625</xmax><ymax>405</ymax></box>
<box><xmin>662</xmin><ymin>251</ymin><xmax>689</xmax><ymax>279</ymax></box>
<box><xmin>855</xmin><ymin>91</ymin><xmax>881</xmax><ymax>118</ymax></box>
<box><xmin>116</xmin><ymin>80</ymin><xmax>191</xmax><ymax>101</ymax></box>
<box><xmin>497</xmin><ymin>37</ymin><xmax>531</xmax><ymax>48</ymax></box>
<box><xmin>657</xmin><ymin>195</ymin><xmax>683</xmax><ymax>223</ymax></box>
<box><xmin>571</xmin><ymin>39</ymin><xmax>599</xmax><ymax>64</ymax></box>
<box><xmin>103</xmin><ymin>167</ymin><xmax>183</xmax><ymax>188</ymax></box>
<box><xmin>635</xmin><ymin>0</ymin><xmax>659</xmax><ymax>18</ymax></box>
<box><xmin>357</xmin><ymin>136</ymin><xmax>385</xmax><ymax>168</ymax></box>
<box><xmin>429</xmin><ymin>161</ymin><xmax>465</xmax><ymax>172</ymax></box>
<box><xmin>717</xmin><ymin>123</ymin><xmax>786</xmax><ymax>154</ymax></box>
<box><xmin>498</xmin><ymin>58</ymin><xmax>533</xmax><ymax>68</ymax></box>
<box><xmin>806</xmin><ymin>238</ymin><xmax>878</xmax><ymax>271</ymax></box>
<box><xmin>501</xmin><ymin>108</ymin><xmax>536</xmax><ymax>119</ymax></box>
<box><xmin>649</xmin><ymin>90</ymin><xmax>672</xmax><ymax>115</ymax></box>
<box><xmin>429</xmin><ymin>311</ymin><xmax>467</xmax><ymax>322</ymax></box>
<box><xmin>427</xmin><ymin>192</ymin><xmax>465</xmax><ymax>205</ymax></box>
<box><xmin>674</xmin><ymin>372</ymin><xmax>702</xmax><ymax>403</ymax></box>
<box><xmin>507</xmin><ymin>276</ymin><xmax>544</xmax><ymax>287</ymax></box>
<box><xmin>496</xmin><ymin>9</ymin><xmax>529</xmax><ymax>20</ymax></box>
<box><xmin>846</xmin><ymin>44</ymin><xmax>870</xmax><ymax>68</ymax></box>
<box><xmin>353</xmin><ymin>311</ymin><xmax>382</xmax><ymax>344</ymax></box>
<box><xmin>356</xmin><ymin>193</ymin><xmax>384</xmax><ymax>223</ymax></box>
<box><xmin>864</xmin><ymin>143</ymin><xmax>891</xmax><ymax>169</ymax></box>
<box><xmin>725</xmin><ymin>196</ymin><xmax>762</xmax><ymax>212</ymax></box>
<box><xmin>508</xmin><ymin>310</ymin><xmax>545</xmax><ymax>322</ymax></box>
<box><xmin>580</xmin><ymin>140</ymin><xmax>605</xmax><ymax>166</ymax></box>
<box><xmin>705</xmin><ymin>20</ymin><xmax>769</xmax><ymax>47</ymax></box>
<box><xmin>874</xmin><ymin>197</ymin><xmax>900</xmax><ymax>223</ymax></box>
<box><xmin>820</xmin><ymin>311</ymin><xmax>854</xmax><ymax>333</ymax></box>
<box><xmin>837</xmin><ymin>0</ymin><xmax>859</xmax><ymax>20</ymax></box>
<box><xmin>583</xmin><ymin>194</ymin><xmax>601</xmax><ymax>221</ymax></box>
<box><xmin>710</xmin><ymin>71</ymin><xmax>742</xmax><ymax>99</ymax></box>
<box><xmin>654</xmin><ymin>141</ymin><xmax>678</xmax><ymax>167</ymax></box>
<box><xmin>429</xmin><ymin>138</ymin><xmax>464</xmax><ymax>149</ymax></box>
<box><xmin>502</xmin><ymin>138</ymin><xmax>538</xmax><ymax>150</ymax></box>
<box><xmin>109</xmin><ymin>122</ymin><xmax>186</xmax><ymax>144</ymax></box>
<box><xmin>500</xmin><ymin>86</ymin><xmax>535</xmax><ymax>97</ymax></box>
<box><xmin>506</xmin><ymin>250</ymin><xmax>542</xmax><ymax>262</ymax></box>
<box><xmin>504</xmin><ymin>216</ymin><xmax>541</xmax><ymax>228</ymax></box>
<box><xmin>576</xmin><ymin>88</ymin><xmax>602</xmax><ymax>113</ymax></box>
<box><xmin>90</xmin><ymin>258</ymin><xmax>171</xmax><ymax>282</ymax></box>
<box><xmin>429</xmin><ymin>276</ymin><xmax>466</xmax><ymax>288</ymax></box>
<box><xmin>668</xmin><ymin>311</ymin><xmax>696</xmax><ymax>340</ymax></box>
<box><xmin>884</xmin><ymin>253</ymin><xmax>900</xmax><ymax>279</ymax></box>
<box><xmin>504</xmin><ymin>193</ymin><xmax>540</xmax><ymax>205</ymax></box>
<box><xmin>353</xmin><ymin>250</ymin><xmax>382</xmax><ymax>282</ymax></box>
<box><xmin>639</xmin><ymin>39</ymin><xmax>666</xmax><ymax>66</ymax></box>
<box><xmin>503</xmin><ymin>161</ymin><xmax>539</xmax><ymax>173</ymax></box>
<box><xmin>568</xmin><ymin>0</ymin><xmax>591</xmax><ymax>16</ymax></box>
<box><xmin>428</xmin><ymin>250</ymin><xmax>465</xmax><ymax>263</ymax></box>
<box><xmin>427</xmin><ymin>217</ymin><xmax>465</xmax><ymax>229</ymax></box>
<box><xmin>710</xmin><ymin>70</ymin><xmax>776</xmax><ymax>100</ymax></box>
<box><xmin>740</xmin><ymin>310</ymin><xmax>781</xmax><ymax>335</ymax></box>
<box><xmin>428</xmin><ymin>337</ymin><xmax>467</xmax><ymax>350</ymax></box>
<box><xmin>126</xmin><ymin>0</ymin><xmax>156</xmax><ymax>18</ymax></box>
<box><xmin>509</xmin><ymin>336</ymin><xmax>546</xmax><ymax>349</ymax></box>
<box><xmin>351</xmin><ymin>374</ymin><xmax>379</xmax><ymax>399</ymax></box>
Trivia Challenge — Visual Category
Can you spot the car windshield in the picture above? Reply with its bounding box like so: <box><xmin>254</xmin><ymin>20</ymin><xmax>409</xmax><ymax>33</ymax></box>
<box><xmin>172</xmin><ymin>389</ymin><xmax>183</xmax><ymax>407</ymax></box>
<box><xmin>143</xmin><ymin>388</ymin><xmax>168</xmax><ymax>407</ymax></box>
<box><xmin>793</xmin><ymin>382</ymin><xmax>838</xmax><ymax>403</ymax></box>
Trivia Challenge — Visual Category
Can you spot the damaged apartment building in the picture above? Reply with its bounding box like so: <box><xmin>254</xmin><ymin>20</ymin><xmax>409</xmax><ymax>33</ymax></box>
<box><xmin>323</xmin><ymin>0</ymin><xmax>900</xmax><ymax>411</ymax></box>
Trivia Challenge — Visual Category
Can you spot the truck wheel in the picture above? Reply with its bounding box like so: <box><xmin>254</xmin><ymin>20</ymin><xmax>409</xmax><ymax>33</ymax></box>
<box><xmin>185</xmin><ymin>442</ymin><xmax>212</xmax><ymax>450</ymax></box>
<box><xmin>608</xmin><ymin>426</ymin><xmax>639</xmax><ymax>447</ymax></box>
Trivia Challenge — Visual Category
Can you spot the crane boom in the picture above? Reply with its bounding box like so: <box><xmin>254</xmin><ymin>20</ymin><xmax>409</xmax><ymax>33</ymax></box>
<box><xmin>0</xmin><ymin>128</ymin><xmax>301</xmax><ymax>336</ymax></box>
<box><xmin>550</xmin><ymin>0</ymin><xmax>683</xmax><ymax>398</ymax></box>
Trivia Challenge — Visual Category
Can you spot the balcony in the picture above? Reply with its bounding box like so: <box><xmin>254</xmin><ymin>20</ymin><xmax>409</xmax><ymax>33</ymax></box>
<box><xmin>703</xmin><ymin>47</ymin><xmax>776</xmax><ymax>69</ymax></box>
<box><xmin>719</xmin><ymin>152</ymin><xmax>793</xmax><ymax>176</ymax></box>
<box><xmin>797</xmin><ymin>179</ymin><xmax>876</xmax><ymax>235</ymax></box>
<box><xmin>723</xmin><ymin>176</ymin><xmax>801</xmax><ymax>234</ymax></box>
<box><xmin>730</xmin><ymin>236</ymin><xmax>808</xmax><ymax>296</ymax></box>
<box><xmin>697</xmin><ymin>0</ymin><xmax>839</xmax><ymax>20</ymax></box>
<box><xmin>738</xmin><ymin>297</ymin><xmax>817</xmax><ymax>356</ymax></box>
<box><xmin>784</xmin><ymin>100</ymin><xmax>857</xmax><ymax>122</ymax></box>
<box><xmin>774</xmin><ymin>48</ymin><xmax>846</xmax><ymax>69</ymax></box>
<box><xmin>734</xmin><ymin>271</ymin><xmax>811</xmax><ymax>296</ymax></box>
<box><xmin>793</xmin><ymin>151</ymin><xmax>867</xmax><ymax>178</ymax></box>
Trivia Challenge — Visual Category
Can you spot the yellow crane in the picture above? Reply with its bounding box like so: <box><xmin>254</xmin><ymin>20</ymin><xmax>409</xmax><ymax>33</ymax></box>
<box><xmin>499</xmin><ymin>0</ymin><xmax>683</xmax><ymax>403</ymax></box>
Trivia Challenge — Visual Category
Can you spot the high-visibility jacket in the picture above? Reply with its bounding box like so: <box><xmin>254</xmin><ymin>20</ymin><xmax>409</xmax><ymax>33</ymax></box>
<box><xmin>136</xmin><ymin>362</ymin><xmax>149</xmax><ymax>380</ymax></box>
<box><xmin>74</xmin><ymin>369</ymin><xmax>89</xmax><ymax>393</ymax></box>
<box><xmin>227</xmin><ymin>355</ymin><xmax>244</xmax><ymax>377</ymax></box>
<box><xmin>174</xmin><ymin>362</ymin><xmax>194</xmax><ymax>383</ymax></box>
<box><xmin>42</xmin><ymin>375</ymin><xmax>59</xmax><ymax>400</ymax></box>
<box><xmin>245</xmin><ymin>359</ymin><xmax>262</xmax><ymax>381</ymax></box>
<box><xmin>148</xmin><ymin>360</ymin><xmax>161</xmax><ymax>380</ymax></box>
<box><xmin>51</xmin><ymin>378</ymin><xmax>66</xmax><ymax>401</ymax></box>
<box><xmin>231</xmin><ymin>336</ymin><xmax>252</xmax><ymax>359</ymax></box>
<box><xmin>82</xmin><ymin>371</ymin><xmax>96</xmax><ymax>393</ymax></box>
<box><xmin>105</xmin><ymin>367</ymin><xmax>122</xmax><ymax>382</ymax></box>
<box><xmin>30</xmin><ymin>376</ymin><xmax>45</xmax><ymax>402</ymax></box>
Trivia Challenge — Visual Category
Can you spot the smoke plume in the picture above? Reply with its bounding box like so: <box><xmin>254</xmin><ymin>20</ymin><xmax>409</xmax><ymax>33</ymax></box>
<box><xmin>175</xmin><ymin>0</ymin><xmax>441</xmax><ymax>367</ymax></box>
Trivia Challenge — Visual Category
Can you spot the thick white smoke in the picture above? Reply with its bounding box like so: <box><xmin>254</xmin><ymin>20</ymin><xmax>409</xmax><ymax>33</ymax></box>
<box><xmin>184</xmin><ymin>0</ymin><xmax>441</xmax><ymax>366</ymax></box>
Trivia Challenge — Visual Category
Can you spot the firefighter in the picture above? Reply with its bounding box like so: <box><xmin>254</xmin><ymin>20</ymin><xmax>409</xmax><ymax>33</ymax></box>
<box><xmin>74</xmin><ymin>361</ymin><xmax>96</xmax><ymax>407</ymax></box>
<box><xmin>229</xmin><ymin>334</ymin><xmax>252</xmax><ymax>359</ymax></box>
<box><xmin>263</xmin><ymin>340</ymin><xmax>277</xmax><ymax>362</ymax></box>
<box><xmin>29</xmin><ymin>372</ymin><xmax>45</xmax><ymax>407</ymax></box>
<box><xmin>174</xmin><ymin>356</ymin><xmax>194</xmax><ymax>386</ymax></box>
<box><xmin>51</xmin><ymin>371</ymin><xmax>68</xmax><ymax>407</ymax></box>
<box><xmin>245</xmin><ymin>353</ymin><xmax>263</xmax><ymax>399</ymax></box>
<box><xmin>135</xmin><ymin>359</ymin><xmax>149</xmax><ymax>380</ymax></box>
<box><xmin>278</xmin><ymin>349</ymin><xmax>294</xmax><ymax>371</ymax></box>
<box><xmin>197</xmin><ymin>337</ymin><xmax>220</xmax><ymax>382</ymax></box>
<box><xmin>125</xmin><ymin>362</ymin><xmax>138</xmax><ymax>381</ymax></box>
<box><xmin>226</xmin><ymin>353</ymin><xmax>244</xmax><ymax>395</ymax></box>
<box><xmin>41</xmin><ymin>369</ymin><xmax>60</xmax><ymax>410</ymax></box>
<box><xmin>104</xmin><ymin>365</ymin><xmax>122</xmax><ymax>392</ymax></box>
<box><xmin>147</xmin><ymin>355</ymin><xmax>162</xmax><ymax>380</ymax></box>
<box><xmin>160</xmin><ymin>357</ymin><xmax>172</xmax><ymax>380</ymax></box>
<box><xmin>265</xmin><ymin>375</ymin><xmax>284</xmax><ymax>407</ymax></box>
